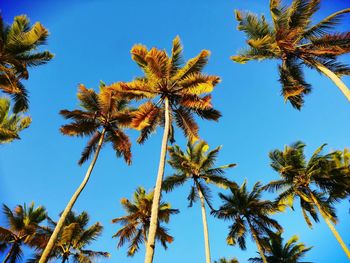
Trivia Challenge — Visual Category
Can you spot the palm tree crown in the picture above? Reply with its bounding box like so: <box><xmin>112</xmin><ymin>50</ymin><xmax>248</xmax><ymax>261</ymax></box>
<box><xmin>110</xmin><ymin>35</ymin><xmax>221</xmax><ymax>143</ymax></box>
<box><xmin>213</xmin><ymin>182</ymin><xmax>283</xmax><ymax>263</ymax></box>
<box><xmin>163</xmin><ymin>140</ymin><xmax>236</xmax><ymax>209</ymax></box>
<box><xmin>266</xmin><ymin>141</ymin><xmax>350</xmax><ymax>258</ymax></box>
<box><xmin>214</xmin><ymin>257</ymin><xmax>240</xmax><ymax>263</ymax></box>
<box><xmin>60</xmin><ymin>83</ymin><xmax>132</xmax><ymax>165</ymax></box>
<box><xmin>40</xmin><ymin>211</ymin><xmax>110</xmax><ymax>263</ymax></box>
<box><xmin>249</xmin><ymin>232</ymin><xmax>313</xmax><ymax>263</ymax></box>
<box><xmin>0</xmin><ymin>14</ymin><xmax>53</xmax><ymax>112</ymax></box>
<box><xmin>112</xmin><ymin>187</ymin><xmax>179</xmax><ymax>256</ymax></box>
<box><xmin>232</xmin><ymin>0</ymin><xmax>350</xmax><ymax>109</ymax></box>
<box><xmin>0</xmin><ymin>203</ymin><xmax>47</xmax><ymax>262</ymax></box>
<box><xmin>0</xmin><ymin>97</ymin><xmax>31</xmax><ymax>144</ymax></box>
<box><xmin>267</xmin><ymin>141</ymin><xmax>349</xmax><ymax>227</ymax></box>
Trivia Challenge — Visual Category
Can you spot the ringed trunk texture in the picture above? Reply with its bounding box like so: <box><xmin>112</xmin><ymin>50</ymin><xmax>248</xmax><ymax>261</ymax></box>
<box><xmin>247</xmin><ymin>221</ymin><xmax>268</xmax><ymax>263</ymax></box>
<box><xmin>144</xmin><ymin>98</ymin><xmax>170</xmax><ymax>263</ymax></box>
<box><xmin>39</xmin><ymin>129</ymin><xmax>106</xmax><ymax>263</ymax></box>
<box><xmin>197</xmin><ymin>186</ymin><xmax>212</xmax><ymax>263</ymax></box>
<box><xmin>309</xmin><ymin>192</ymin><xmax>350</xmax><ymax>259</ymax></box>
<box><xmin>315</xmin><ymin>63</ymin><xmax>350</xmax><ymax>102</ymax></box>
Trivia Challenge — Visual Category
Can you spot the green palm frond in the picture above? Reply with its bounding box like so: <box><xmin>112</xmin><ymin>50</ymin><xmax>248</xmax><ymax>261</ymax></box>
<box><xmin>60</xmin><ymin>83</ymin><xmax>133</xmax><ymax>165</ymax></box>
<box><xmin>232</xmin><ymin>0</ymin><xmax>350</xmax><ymax>108</ymax></box>
<box><xmin>112</xmin><ymin>187</ymin><xmax>178</xmax><ymax>257</ymax></box>
<box><xmin>0</xmin><ymin>14</ymin><xmax>53</xmax><ymax>111</ymax></box>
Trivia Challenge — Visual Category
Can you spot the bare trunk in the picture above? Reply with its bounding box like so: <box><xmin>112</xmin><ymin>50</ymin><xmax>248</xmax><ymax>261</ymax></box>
<box><xmin>247</xmin><ymin>220</ymin><xmax>268</xmax><ymax>263</ymax></box>
<box><xmin>144</xmin><ymin>98</ymin><xmax>170</xmax><ymax>263</ymax></box>
<box><xmin>315</xmin><ymin>63</ymin><xmax>350</xmax><ymax>102</ymax></box>
<box><xmin>197</xmin><ymin>185</ymin><xmax>211</xmax><ymax>263</ymax></box>
<box><xmin>39</xmin><ymin>129</ymin><xmax>106</xmax><ymax>263</ymax></box>
<box><xmin>309</xmin><ymin>191</ymin><xmax>350</xmax><ymax>259</ymax></box>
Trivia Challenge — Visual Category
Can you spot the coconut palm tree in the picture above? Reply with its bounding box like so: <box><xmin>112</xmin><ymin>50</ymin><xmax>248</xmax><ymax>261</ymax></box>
<box><xmin>266</xmin><ymin>141</ymin><xmax>350</xmax><ymax>258</ymax></box>
<box><xmin>214</xmin><ymin>258</ymin><xmax>239</xmax><ymax>263</ymax></box>
<box><xmin>249</xmin><ymin>232</ymin><xmax>312</xmax><ymax>263</ymax></box>
<box><xmin>0</xmin><ymin>203</ymin><xmax>47</xmax><ymax>262</ymax></box>
<box><xmin>39</xmin><ymin>83</ymin><xmax>133</xmax><ymax>262</ymax></box>
<box><xmin>231</xmin><ymin>0</ymin><xmax>350</xmax><ymax>109</ymax></box>
<box><xmin>109</xmin><ymin>36</ymin><xmax>221</xmax><ymax>263</ymax></box>
<box><xmin>112</xmin><ymin>187</ymin><xmax>179</xmax><ymax>257</ymax></box>
<box><xmin>212</xmin><ymin>182</ymin><xmax>283</xmax><ymax>263</ymax></box>
<box><xmin>30</xmin><ymin>211</ymin><xmax>109</xmax><ymax>263</ymax></box>
<box><xmin>0</xmin><ymin>14</ymin><xmax>53</xmax><ymax>112</ymax></box>
<box><xmin>163</xmin><ymin>141</ymin><xmax>235</xmax><ymax>263</ymax></box>
<box><xmin>0</xmin><ymin>97</ymin><xmax>31</xmax><ymax>144</ymax></box>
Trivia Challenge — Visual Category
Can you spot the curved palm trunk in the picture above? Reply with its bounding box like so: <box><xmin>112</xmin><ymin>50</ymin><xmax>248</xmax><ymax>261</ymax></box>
<box><xmin>197</xmin><ymin>185</ymin><xmax>211</xmax><ymax>263</ymax></box>
<box><xmin>247</xmin><ymin>221</ymin><xmax>268</xmax><ymax>263</ymax></box>
<box><xmin>144</xmin><ymin>98</ymin><xmax>170</xmax><ymax>263</ymax></box>
<box><xmin>309</xmin><ymin>192</ymin><xmax>350</xmax><ymax>259</ymax></box>
<box><xmin>39</xmin><ymin>129</ymin><xmax>106</xmax><ymax>263</ymax></box>
<box><xmin>315</xmin><ymin>63</ymin><xmax>350</xmax><ymax>102</ymax></box>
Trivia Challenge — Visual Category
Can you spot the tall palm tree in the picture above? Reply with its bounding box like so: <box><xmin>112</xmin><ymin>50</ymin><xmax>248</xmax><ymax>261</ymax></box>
<box><xmin>0</xmin><ymin>203</ymin><xmax>47</xmax><ymax>262</ymax></box>
<box><xmin>112</xmin><ymin>187</ymin><xmax>179</xmax><ymax>257</ymax></box>
<box><xmin>110</xmin><ymin>36</ymin><xmax>221</xmax><ymax>263</ymax></box>
<box><xmin>231</xmin><ymin>0</ymin><xmax>350</xmax><ymax>109</ymax></box>
<box><xmin>0</xmin><ymin>14</ymin><xmax>53</xmax><ymax>112</ymax></box>
<box><xmin>39</xmin><ymin>83</ymin><xmax>133</xmax><ymax>262</ymax></box>
<box><xmin>31</xmin><ymin>211</ymin><xmax>109</xmax><ymax>263</ymax></box>
<box><xmin>249</xmin><ymin>232</ymin><xmax>312</xmax><ymax>263</ymax></box>
<box><xmin>163</xmin><ymin>141</ymin><xmax>236</xmax><ymax>263</ymax></box>
<box><xmin>0</xmin><ymin>97</ymin><xmax>31</xmax><ymax>144</ymax></box>
<box><xmin>214</xmin><ymin>258</ymin><xmax>239</xmax><ymax>263</ymax></box>
<box><xmin>266</xmin><ymin>141</ymin><xmax>350</xmax><ymax>258</ymax></box>
<box><xmin>212</xmin><ymin>182</ymin><xmax>283</xmax><ymax>263</ymax></box>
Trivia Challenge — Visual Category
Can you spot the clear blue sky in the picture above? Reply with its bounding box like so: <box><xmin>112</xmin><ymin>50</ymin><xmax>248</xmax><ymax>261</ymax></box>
<box><xmin>1</xmin><ymin>0</ymin><xmax>350</xmax><ymax>262</ymax></box>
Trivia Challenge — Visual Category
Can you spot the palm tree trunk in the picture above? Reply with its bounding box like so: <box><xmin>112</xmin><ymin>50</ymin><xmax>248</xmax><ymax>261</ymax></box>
<box><xmin>309</xmin><ymin>192</ymin><xmax>350</xmax><ymax>259</ymax></box>
<box><xmin>144</xmin><ymin>97</ymin><xmax>170</xmax><ymax>263</ymax></box>
<box><xmin>247</xmin><ymin>221</ymin><xmax>268</xmax><ymax>263</ymax></box>
<box><xmin>39</xmin><ymin>129</ymin><xmax>106</xmax><ymax>263</ymax></box>
<box><xmin>197</xmin><ymin>185</ymin><xmax>211</xmax><ymax>263</ymax></box>
<box><xmin>315</xmin><ymin>63</ymin><xmax>350</xmax><ymax>102</ymax></box>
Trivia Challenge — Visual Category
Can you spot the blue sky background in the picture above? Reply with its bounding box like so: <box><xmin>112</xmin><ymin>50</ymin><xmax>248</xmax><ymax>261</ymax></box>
<box><xmin>1</xmin><ymin>0</ymin><xmax>350</xmax><ymax>262</ymax></box>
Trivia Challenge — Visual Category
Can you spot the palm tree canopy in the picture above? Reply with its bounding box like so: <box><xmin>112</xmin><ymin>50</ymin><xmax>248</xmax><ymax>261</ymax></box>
<box><xmin>0</xmin><ymin>14</ymin><xmax>53</xmax><ymax>112</ymax></box>
<box><xmin>60</xmin><ymin>82</ymin><xmax>133</xmax><ymax>165</ymax></box>
<box><xmin>249</xmin><ymin>232</ymin><xmax>313</xmax><ymax>263</ymax></box>
<box><xmin>0</xmin><ymin>203</ymin><xmax>47</xmax><ymax>262</ymax></box>
<box><xmin>163</xmin><ymin>140</ymin><xmax>236</xmax><ymax>208</ymax></box>
<box><xmin>266</xmin><ymin>141</ymin><xmax>350</xmax><ymax>227</ymax></box>
<box><xmin>0</xmin><ymin>97</ymin><xmax>31</xmax><ymax>144</ymax></box>
<box><xmin>214</xmin><ymin>257</ymin><xmax>240</xmax><ymax>263</ymax></box>
<box><xmin>232</xmin><ymin>0</ymin><xmax>350</xmax><ymax>109</ymax></box>
<box><xmin>39</xmin><ymin>211</ymin><xmax>110</xmax><ymax>262</ymax></box>
<box><xmin>112</xmin><ymin>187</ymin><xmax>179</xmax><ymax>256</ymax></box>
<box><xmin>212</xmin><ymin>181</ymin><xmax>283</xmax><ymax>250</ymax></box>
<box><xmin>109</xmin><ymin>36</ymin><xmax>221</xmax><ymax>144</ymax></box>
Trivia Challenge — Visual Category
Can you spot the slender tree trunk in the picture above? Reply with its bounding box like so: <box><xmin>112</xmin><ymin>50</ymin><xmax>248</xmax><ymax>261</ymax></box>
<box><xmin>61</xmin><ymin>256</ymin><xmax>68</xmax><ymax>263</ymax></box>
<box><xmin>309</xmin><ymin>192</ymin><xmax>350</xmax><ymax>259</ymax></box>
<box><xmin>144</xmin><ymin>98</ymin><xmax>170</xmax><ymax>263</ymax></box>
<box><xmin>3</xmin><ymin>242</ymin><xmax>17</xmax><ymax>263</ymax></box>
<box><xmin>39</xmin><ymin>129</ymin><xmax>106</xmax><ymax>263</ymax></box>
<box><xmin>197</xmin><ymin>185</ymin><xmax>211</xmax><ymax>263</ymax></box>
<box><xmin>247</xmin><ymin>221</ymin><xmax>268</xmax><ymax>263</ymax></box>
<box><xmin>315</xmin><ymin>63</ymin><xmax>350</xmax><ymax>102</ymax></box>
